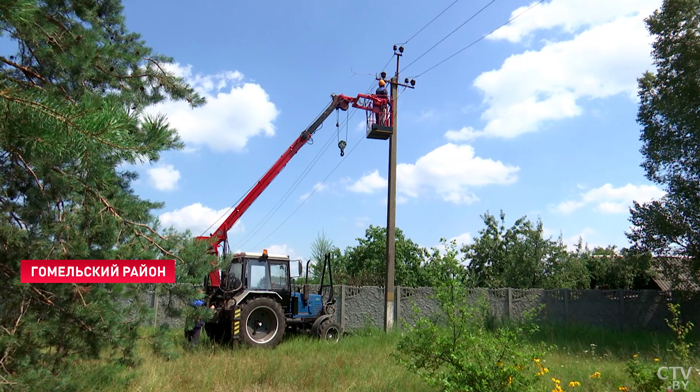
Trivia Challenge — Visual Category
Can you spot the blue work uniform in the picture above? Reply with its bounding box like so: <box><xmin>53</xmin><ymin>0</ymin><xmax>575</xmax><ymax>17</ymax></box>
<box><xmin>185</xmin><ymin>299</ymin><xmax>206</xmax><ymax>345</ymax></box>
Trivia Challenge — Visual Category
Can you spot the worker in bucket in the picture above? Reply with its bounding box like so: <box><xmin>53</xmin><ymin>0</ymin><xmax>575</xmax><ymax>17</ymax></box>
<box><xmin>375</xmin><ymin>79</ymin><xmax>389</xmax><ymax>126</ymax></box>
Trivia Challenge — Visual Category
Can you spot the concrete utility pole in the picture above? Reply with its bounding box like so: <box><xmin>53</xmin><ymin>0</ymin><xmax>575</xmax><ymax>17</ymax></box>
<box><xmin>382</xmin><ymin>45</ymin><xmax>415</xmax><ymax>332</ymax></box>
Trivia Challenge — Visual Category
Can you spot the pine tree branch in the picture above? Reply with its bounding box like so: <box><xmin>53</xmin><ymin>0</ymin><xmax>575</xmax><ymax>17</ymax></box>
<box><xmin>49</xmin><ymin>166</ymin><xmax>185</xmax><ymax>263</ymax></box>
<box><xmin>14</xmin><ymin>151</ymin><xmax>45</xmax><ymax>196</ymax></box>
<box><xmin>1</xmin><ymin>91</ymin><xmax>148</xmax><ymax>151</ymax></box>
<box><xmin>0</xmin><ymin>56</ymin><xmax>46</xmax><ymax>85</ymax></box>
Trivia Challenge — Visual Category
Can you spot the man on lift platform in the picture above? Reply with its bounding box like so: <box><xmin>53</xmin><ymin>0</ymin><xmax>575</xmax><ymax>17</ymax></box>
<box><xmin>375</xmin><ymin>79</ymin><xmax>389</xmax><ymax>126</ymax></box>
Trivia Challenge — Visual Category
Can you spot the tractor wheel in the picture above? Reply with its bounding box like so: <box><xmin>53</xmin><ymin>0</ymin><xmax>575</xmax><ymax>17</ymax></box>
<box><xmin>317</xmin><ymin>319</ymin><xmax>342</xmax><ymax>343</ymax></box>
<box><xmin>239</xmin><ymin>297</ymin><xmax>286</xmax><ymax>348</ymax></box>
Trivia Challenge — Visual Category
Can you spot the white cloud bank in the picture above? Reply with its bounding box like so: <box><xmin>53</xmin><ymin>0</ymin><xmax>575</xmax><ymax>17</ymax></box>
<box><xmin>553</xmin><ymin>183</ymin><xmax>666</xmax><ymax>215</ymax></box>
<box><xmin>445</xmin><ymin>0</ymin><xmax>661</xmax><ymax>141</ymax></box>
<box><xmin>347</xmin><ymin>144</ymin><xmax>519</xmax><ymax>204</ymax></box>
<box><xmin>144</xmin><ymin>63</ymin><xmax>279</xmax><ymax>152</ymax></box>
<box><xmin>158</xmin><ymin>203</ymin><xmax>245</xmax><ymax>236</ymax></box>
<box><xmin>147</xmin><ymin>164</ymin><xmax>181</xmax><ymax>191</ymax></box>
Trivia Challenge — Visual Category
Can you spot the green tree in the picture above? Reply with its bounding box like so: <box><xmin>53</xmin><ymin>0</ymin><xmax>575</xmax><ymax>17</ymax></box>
<box><xmin>463</xmin><ymin>211</ymin><xmax>589</xmax><ymax>289</ymax></box>
<box><xmin>307</xmin><ymin>230</ymin><xmax>337</xmax><ymax>280</ymax></box>
<box><xmin>628</xmin><ymin>0</ymin><xmax>700</xmax><ymax>287</ymax></box>
<box><xmin>338</xmin><ymin>225</ymin><xmax>431</xmax><ymax>287</ymax></box>
<box><xmin>571</xmin><ymin>243</ymin><xmax>654</xmax><ymax>289</ymax></box>
<box><xmin>395</xmin><ymin>240</ymin><xmax>545</xmax><ymax>392</ymax></box>
<box><xmin>0</xmin><ymin>1</ymin><xmax>213</xmax><ymax>390</ymax></box>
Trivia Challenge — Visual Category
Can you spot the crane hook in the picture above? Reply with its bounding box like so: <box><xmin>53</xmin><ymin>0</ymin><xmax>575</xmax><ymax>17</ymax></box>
<box><xmin>338</xmin><ymin>140</ymin><xmax>347</xmax><ymax>157</ymax></box>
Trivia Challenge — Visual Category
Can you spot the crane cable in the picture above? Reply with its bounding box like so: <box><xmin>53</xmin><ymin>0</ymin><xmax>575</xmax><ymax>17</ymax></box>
<box><xmin>233</xmin><ymin>124</ymin><xmax>339</xmax><ymax>250</ymax></box>
<box><xmin>199</xmin><ymin>101</ymin><xmax>335</xmax><ymax>239</ymax></box>
<box><xmin>400</xmin><ymin>0</ymin><xmax>497</xmax><ymax>74</ymax></box>
<box><xmin>233</xmin><ymin>71</ymin><xmax>385</xmax><ymax>251</ymax></box>
<box><xmin>409</xmin><ymin>0</ymin><xmax>546</xmax><ymax>79</ymax></box>
<box><xmin>245</xmin><ymin>72</ymin><xmax>387</xmax><ymax>250</ymax></box>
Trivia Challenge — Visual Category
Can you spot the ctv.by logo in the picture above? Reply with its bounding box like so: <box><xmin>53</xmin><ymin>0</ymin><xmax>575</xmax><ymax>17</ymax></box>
<box><xmin>657</xmin><ymin>366</ymin><xmax>697</xmax><ymax>390</ymax></box>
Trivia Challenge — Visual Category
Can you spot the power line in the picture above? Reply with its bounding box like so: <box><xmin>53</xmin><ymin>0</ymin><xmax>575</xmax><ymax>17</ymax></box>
<box><xmin>412</xmin><ymin>0</ymin><xmax>546</xmax><ymax>78</ymax></box>
<box><xmin>233</xmin><ymin>126</ymin><xmax>337</xmax><ymax>250</ymax></box>
<box><xmin>250</xmin><ymin>126</ymin><xmax>367</xmax><ymax>251</ymax></box>
<box><xmin>400</xmin><ymin>0</ymin><xmax>496</xmax><ymax>74</ymax></box>
<box><xmin>199</xmin><ymin>99</ymin><xmax>336</xmax><ymax>239</ymax></box>
<box><xmin>398</xmin><ymin>0</ymin><xmax>462</xmax><ymax>46</ymax></box>
<box><xmin>199</xmin><ymin>182</ymin><xmax>256</xmax><ymax>237</ymax></box>
<box><xmin>243</xmin><ymin>73</ymin><xmax>383</xmax><ymax>250</ymax></box>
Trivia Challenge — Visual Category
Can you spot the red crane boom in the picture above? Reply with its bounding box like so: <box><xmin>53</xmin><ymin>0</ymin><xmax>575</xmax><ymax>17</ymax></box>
<box><xmin>197</xmin><ymin>92</ymin><xmax>390</xmax><ymax>286</ymax></box>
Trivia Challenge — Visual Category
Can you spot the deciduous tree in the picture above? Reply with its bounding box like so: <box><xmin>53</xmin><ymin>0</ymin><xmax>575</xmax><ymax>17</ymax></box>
<box><xmin>628</xmin><ymin>0</ymin><xmax>700</xmax><ymax>287</ymax></box>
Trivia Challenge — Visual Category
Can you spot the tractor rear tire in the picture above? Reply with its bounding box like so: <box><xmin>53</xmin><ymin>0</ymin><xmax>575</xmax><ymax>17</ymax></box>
<box><xmin>239</xmin><ymin>297</ymin><xmax>286</xmax><ymax>348</ymax></box>
<box><xmin>318</xmin><ymin>319</ymin><xmax>342</xmax><ymax>343</ymax></box>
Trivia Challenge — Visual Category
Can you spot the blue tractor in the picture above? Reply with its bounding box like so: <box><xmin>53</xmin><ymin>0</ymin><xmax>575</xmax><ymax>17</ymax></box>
<box><xmin>203</xmin><ymin>250</ymin><xmax>340</xmax><ymax>348</ymax></box>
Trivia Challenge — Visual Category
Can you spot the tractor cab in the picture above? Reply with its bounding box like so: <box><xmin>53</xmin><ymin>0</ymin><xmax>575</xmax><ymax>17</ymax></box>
<box><xmin>210</xmin><ymin>249</ymin><xmax>301</xmax><ymax>312</ymax></box>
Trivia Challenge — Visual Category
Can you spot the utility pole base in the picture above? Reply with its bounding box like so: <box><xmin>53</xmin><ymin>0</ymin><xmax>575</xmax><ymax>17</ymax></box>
<box><xmin>384</xmin><ymin>300</ymin><xmax>395</xmax><ymax>331</ymax></box>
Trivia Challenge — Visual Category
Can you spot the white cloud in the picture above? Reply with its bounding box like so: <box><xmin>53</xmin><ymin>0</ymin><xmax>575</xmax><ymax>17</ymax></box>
<box><xmin>544</xmin><ymin>227</ymin><xmax>601</xmax><ymax>250</ymax></box>
<box><xmin>489</xmin><ymin>0</ymin><xmax>660</xmax><ymax>43</ymax></box>
<box><xmin>456</xmin><ymin>2</ymin><xmax>658</xmax><ymax>140</ymax></box>
<box><xmin>355</xmin><ymin>216</ymin><xmax>370</xmax><ymax>228</ymax></box>
<box><xmin>553</xmin><ymin>183</ymin><xmax>666</xmax><ymax>215</ymax></box>
<box><xmin>147</xmin><ymin>164</ymin><xmax>181</xmax><ymax>191</ymax></box>
<box><xmin>350</xmin><ymin>144</ymin><xmax>519</xmax><ymax>204</ymax></box>
<box><xmin>347</xmin><ymin>170</ymin><xmax>386</xmax><ymax>194</ymax></box>
<box><xmin>444</xmin><ymin>127</ymin><xmax>478</xmax><ymax>142</ymax></box>
<box><xmin>434</xmin><ymin>232</ymin><xmax>472</xmax><ymax>254</ymax></box>
<box><xmin>159</xmin><ymin>203</ymin><xmax>245</xmax><ymax>236</ymax></box>
<box><xmin>144</xmin><ymin>63</ymin><xmax>279</xmax><ymax>152</ymax></box>
<box><xmin>267</xmin><ymin>244</ymin><xmax>305</xmax><ymax>262</ymax></box>
<box><xmin>300</xmin><ymin>182</ymin><xmax>328</xmax><ymax>200</ymax></box>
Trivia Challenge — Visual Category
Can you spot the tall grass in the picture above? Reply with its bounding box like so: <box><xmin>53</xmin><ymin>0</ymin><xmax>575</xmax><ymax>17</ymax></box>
<box><xmin>62</xmin><ymin>323</ymin><xmax>700</xmax><ymax>392</ymax></box>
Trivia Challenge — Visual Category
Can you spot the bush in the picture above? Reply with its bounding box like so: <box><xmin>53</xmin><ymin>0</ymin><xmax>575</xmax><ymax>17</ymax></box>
<box><xmin>394</xmin><ymin>241</ymin><xmax>546</xmax><ymax>392</ymax></box>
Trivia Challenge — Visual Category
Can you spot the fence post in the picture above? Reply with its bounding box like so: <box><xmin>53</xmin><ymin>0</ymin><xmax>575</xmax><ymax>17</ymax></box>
<box><xmin>618</xmin><ymin>289</ymin><xmax>625</xmax><ymax>332</ymax></box>
<box><xmin>339</xmin><ymin>284</ymin><xmax>346</xmax><ymax>330</ymax></box>
<box><xmin>395</xmin><ymin>286</ymin><xmax>401</xmax><ymax>329</ymax></box>
<box><xmin>507</xmin><ymin>288</ymin><xmax>512</xmax><ymax>320</ymax></box>
<box><xmin>563</xmin><ymin>288</ymin><xmax>569</xmax><ymax>325</ymax></box>
<box><xmin>151</xmin><ymin>290</ymin><xmax>158</xmax><ymax>327</ymax></box>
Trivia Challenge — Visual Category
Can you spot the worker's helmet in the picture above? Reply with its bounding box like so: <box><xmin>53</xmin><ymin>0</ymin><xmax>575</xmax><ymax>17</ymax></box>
<box><xmin>378</xmin><ymin>79</ymin><xmax>386</xmax><ymax>87</ymax></box>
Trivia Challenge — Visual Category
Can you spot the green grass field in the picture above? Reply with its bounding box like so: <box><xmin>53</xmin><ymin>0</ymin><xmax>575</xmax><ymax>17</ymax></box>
<box><xmin>70</xmin><ymin>323</ymin><xmax>700</xmax><ymax>392</ymax></box>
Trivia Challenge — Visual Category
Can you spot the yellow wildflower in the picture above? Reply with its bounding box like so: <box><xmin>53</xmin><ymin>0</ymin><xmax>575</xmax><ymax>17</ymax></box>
<box><xmin>590</xmin><ymin>371</ymin><xmax>601</xmax><ymax>378</ymax></box>
<box><xmin>508</xmin><ymin>376</ymin><xmax>512</xmax><ymax>385</ymax></box>
<box><xmin>654</xmin><ymin>358</ymin><xmax>659</xmax><ymax>362</ymax></box>
<box><xmin>543</xmin><ymin>367</ymin><xmax>550</xmax><ymax>373</ymax></box>
<box><xmin>536</xmin><ymin>371</ymin><xmax>544</xmax><ymax>376</ymax></box>
<box><xmin>497</xmin><ymin>360</ymin><xmax>503</xmax><ymax>367</ymax></box>
<box><xmin>619</xmin><ymin>387</ymin><xmax>629</xmax><ymax>391</ymax></box>
<box><xmin>552</xmin><ymin>377</ymin><xmax>561</xmax><ymax>383</ymax></box>
<box><xmin>632</xmin><ymin>354</ymin><xmax>638</xmax><ymax>359</ymax></box>
<box><xmin>534</xmin><ymin>358</ymin><xmax>540</xmax><ymax>363</ymax></box>
<box><xmin>568</xmin><ymin>381</ymin><xmax>581</xmax><ymax>387</ymax></box>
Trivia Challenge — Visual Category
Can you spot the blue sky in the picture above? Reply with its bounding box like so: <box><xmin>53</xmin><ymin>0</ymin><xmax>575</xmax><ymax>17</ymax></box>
<box><xmin>119</xmin><ymin>0</ymin><xmax>666</xmax><ymax>262</ymax></box>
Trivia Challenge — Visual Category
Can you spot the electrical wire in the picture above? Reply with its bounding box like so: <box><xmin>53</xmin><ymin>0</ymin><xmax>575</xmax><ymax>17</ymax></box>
<box><xmin>199</xmin><ymin>182</ymin><xmax>256</xmax><ymax>237</ymax></box>
<box><xmin>398</xmin><ymin>0</ymin><xmax>462</xmax><ymax>46</ymax></box>
<box><xmin>233</xmin><ymin>125</ymin><xmax>338</xmax><ymax>250</ymax></box>
<box><xmin>400</xmin><ymin>0</ymin><xmax>496</xmax><ymax>74</ymax></box>
<box><xmin>200</xmin><ymin>100</ymin><xmax>335</xmax><ymax>239</ymax></box>
<box><xmin>250</xmin><ymin>124</ymin><xmax>367</xmax><ymax>251</ymax></box>
<box><xmin>411</xmin><ymin>0</ymin><xmax>546</xmax><ymax>78</ymax></box>
<box><xmin>242</xmin><ymin>72</ymin><xmax>385</xmax><ymax>250</ymax></box>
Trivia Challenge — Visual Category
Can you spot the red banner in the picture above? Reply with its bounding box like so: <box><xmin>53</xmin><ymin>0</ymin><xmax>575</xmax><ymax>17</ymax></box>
<box><xmin>20</xmin><ymin>260</ymin><xmax>175</xmax><ymax>283</ymax></box>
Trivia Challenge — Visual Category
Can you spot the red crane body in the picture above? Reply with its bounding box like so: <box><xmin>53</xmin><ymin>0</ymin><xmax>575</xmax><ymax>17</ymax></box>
<box><xmin>197</xmin><ymin>92</ymin><xmax>390</xmax><ymax>287</ymax></box>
